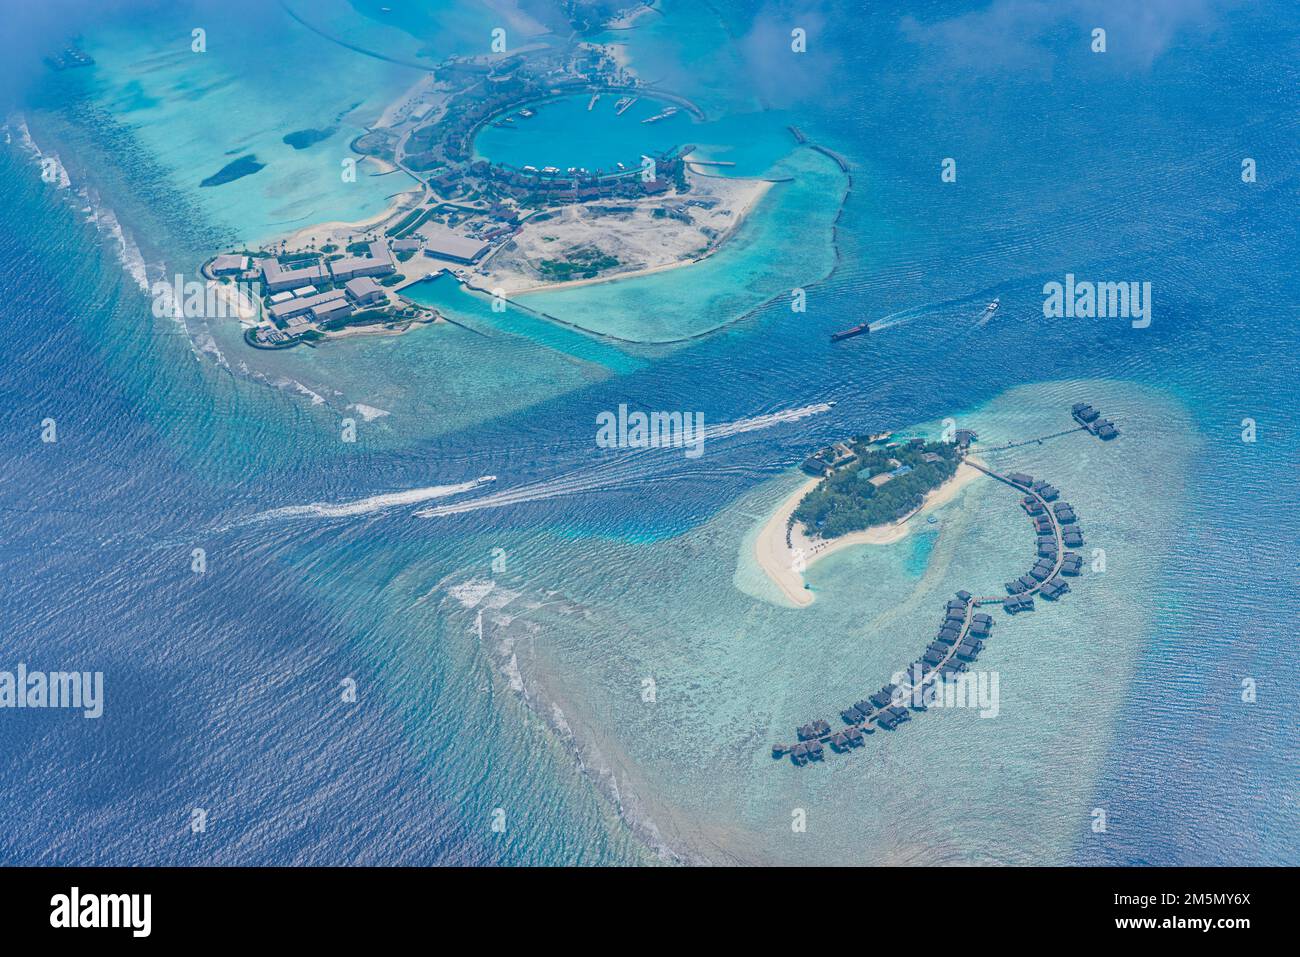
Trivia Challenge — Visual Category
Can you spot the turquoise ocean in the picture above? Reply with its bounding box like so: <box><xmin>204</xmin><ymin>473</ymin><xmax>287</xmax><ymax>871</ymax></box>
<box><xmin>0</xmin><ymin>0</ymin><xmax>1296</xmax><ymax>864</ymax></box>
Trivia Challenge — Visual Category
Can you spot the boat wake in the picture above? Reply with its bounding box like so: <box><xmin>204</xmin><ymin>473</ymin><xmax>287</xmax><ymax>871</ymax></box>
<box><xmin>250</xmin><ymin>475</ymin><xmax>496</xmax><ymax>522</ymax></box>
<box><xmin>869</xmin><ymin>291</ymin><xmax>1006</xmax><ymax>334</ymax></box>
<box><xmin>416</xmin><ymin>403</ymin><xmax>832</xmax><ymax>519</ymax></box>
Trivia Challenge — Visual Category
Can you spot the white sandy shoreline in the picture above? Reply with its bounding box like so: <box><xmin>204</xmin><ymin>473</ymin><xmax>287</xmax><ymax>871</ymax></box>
<box><xmin>753</xmin><ymin>459</ymin><xmax>988</xmax><ymax>606</ymax></box>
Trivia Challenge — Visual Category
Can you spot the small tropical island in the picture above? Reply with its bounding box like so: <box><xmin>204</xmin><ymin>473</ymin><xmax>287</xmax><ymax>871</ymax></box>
<box><xmin>793</xmin><ymin>436</ymin><xmax>963</xmax><ymax>537</ymax></box>
<box><xmin>199</xmin><ymin>6</ymin><xmax>778</xmax><ymax>349</ymax></box>
<box><xmin>755</xmin><ymin>430</ymin><xmax>985</xmax><ymax>606</ymax></box>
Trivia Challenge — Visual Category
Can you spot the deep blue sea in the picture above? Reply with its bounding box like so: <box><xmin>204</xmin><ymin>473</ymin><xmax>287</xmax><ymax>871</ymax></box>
<box><xmin>0</xmin><ymin>0</ymin><xmax>1296</xmax><ymax>865</ymax></box>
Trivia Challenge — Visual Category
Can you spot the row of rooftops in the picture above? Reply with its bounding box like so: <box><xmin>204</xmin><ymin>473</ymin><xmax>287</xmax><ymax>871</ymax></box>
<box><xmin>258</xmin><ymin>242</ymin><xmax>395</xmax><ymax>293</ymax></box>
<box><xmin>1073</xmin><ymin>402</ymin><xmax>1120</xmax><ymax>440</ymax></box>
<box><xmin>265</xmin><ymin>276</ymin><xmax>388</xmax><ymax>326</ymax></box>
<box><xmin>778</xmin><ymin>590</ymin><xmax>995</xmax><ymax>763</ymax></box>
<box><xmin>775</xmin><ymin>419</ymin><xmax>1116</xmax><ymax>766</ymax></box>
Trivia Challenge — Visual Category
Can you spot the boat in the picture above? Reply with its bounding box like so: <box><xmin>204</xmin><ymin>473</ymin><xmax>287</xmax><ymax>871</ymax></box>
<box><xmin>983</xmin><ymin>297</ymin><xmax>1000</xmax><ymax>314</ymax></box>
<box><xmin>641</xmin><ymin>107</ymin><xmax>679</xmax><ymax>125</ymax></box>
<box><xmin>830</xmin><ymin>322</ymin><xmax>870</xmax><ymax>342</ymax></box>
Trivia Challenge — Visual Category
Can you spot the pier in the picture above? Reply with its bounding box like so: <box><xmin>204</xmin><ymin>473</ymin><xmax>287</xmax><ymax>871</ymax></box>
<box><xmin>772</xmin><ymin>405</ymin><xmax>1116</xmax><ymax>766</ymax></box>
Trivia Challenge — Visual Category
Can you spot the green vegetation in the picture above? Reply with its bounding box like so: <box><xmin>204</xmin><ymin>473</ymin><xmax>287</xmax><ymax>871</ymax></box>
<box><xmin>388</xmin><ymin>206</ymin><xmax>439</xmax><ymax>239</ymax></box>
<box><xmin>379</xmin><ymin>273</ymin><xmax>406</xmax><ymax>287</ymax></box>
<box><xmin>538</xmin><ymin>247</ymin><xmax>619</xmax><ymax>281</ymax></box>
<box><xmin>793</xmin><ymin>439</ymin><xmax>961</xmax><ymax>539</ymax></box>
<box><xmin>320</xmin><ymin>308</ymin><xmax>390</xmax><ymax>332</ymax></box>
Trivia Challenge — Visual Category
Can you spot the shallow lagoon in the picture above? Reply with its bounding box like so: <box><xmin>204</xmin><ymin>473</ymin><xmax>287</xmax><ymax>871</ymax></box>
<box><xmin>436</xmin><ymin>379</ymin><xmax>1196</xmax><ymax>863</ymax></box>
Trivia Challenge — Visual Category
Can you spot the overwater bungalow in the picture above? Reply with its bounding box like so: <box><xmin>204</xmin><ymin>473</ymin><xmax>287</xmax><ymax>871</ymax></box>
<box><xmin>1054</xmin><ymin>506</ymin><xmax>1078</xmax><ymax>524</ymax></box>
<box><xmin>956</xmin><ymin>643</ymin><xmax>982</xmax><ymax>663</ymax></box>
<box><xmin>806</xmin><ymin>740</ymin><xmax>825</xmax><ymax>760</ymax></box>
<box><xmin>1062</xmin><ymin>528</ymin><xmax>1084</xmax><ymax>547</ymax></box>
<box><xmin>1029</xmin><ymin>566</ymin><xmax>1051</xmax><ymax>582</ymax></box>
<box><xmin>970</xmin><ymin>622</ymin><xmax>992</xmax><ymax>639</ymax></box>
<box><xmin>1040</xmin><ymin>578</ymin><xmax>1070</xmax><ymax>600</ymax></box>
<box><xmin>791</xmin><ymin>743</ymin><xmax>808</xmax><ymax>766</ymax></box>
<box><xmin>1097</xmin><ymin>421</ymin><xmax>1119</xmax><ymax>440</ymax></box>
<box><xmin>1032</xmin><ymin>481</ymin><xmax>1060</xmax><ymax>501</ymax></box>
<box><xmin>955</xmin><ymin>590</ymin><xmax>973</xmax><ymax>603</ymax></box>
<box><xmin>853</xmin><ymin>699</ymin><xmax>875</xmax><ymax>716</ymax></box>
<box><xmin>923</xmin><ymin>649</ymin><xmax>947</xmax><ymax>667</ymax></box>
<box><xmin>945</xmin><ymin>599</ymin><xmax>968</xmax><ymax>612</ymax></box>
<box><xmin>845</xmin><ymin>727</ymin><xmax>865</xmax><ymax>746</ymax></box>
<box><xmin>869</xmin><ymin>688</ymin><xmax>896</xmax><ymax>709</ymax></box>
<box><xmin>1006</xmin><ymin>579</ymin><xmax>1028</xmax><ymax>595</ymax></box>
<box><xmin>1007</xmin><ymin>472</ymin><xmax>1034</xmax><ymax>487</ymax></box>
<box><xmin>841</xmin><ymin>706</ymin><xmax>865</xmax><ymax>724</ymax></box>
<box><xmin>1034</xmin><ymin>516</ymin><xmax>1055</xmax><ymax>534</ymax></box>
<box><xmin>829</xmin><ymin>733</ymin><xmax>850</xmax><ymax>753</ymax></box>
<box><xmin>886</xmin><ymin>706</ymin><xmax>912</xmax><ymax>724</ymax></box>
<box><xmin>1018</xmin><ymin>574</ymin><xmax>1038</xmax><ymax>590</ymax></box>
<box><xmin>1060</xmin><ymin>554</ymin><xmax>1083</xmax><ymax>575</ymax></box>
<box><xmin>1071</xmin><ymin>403</ymin><xmax>1100</xmax><ymax>424</ymax></box>
<box><xmin>1038</xmin><ymin>542</ymin><xmax>1058</xmax><ymax>558</ymax></box>
<box><xmin>1022</xmin><ymin>497</ymin><xmax>1045</xmax><ymax>515</ymax></box>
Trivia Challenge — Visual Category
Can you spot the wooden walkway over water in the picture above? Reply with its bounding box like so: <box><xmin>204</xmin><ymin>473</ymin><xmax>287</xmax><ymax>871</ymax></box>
<box><xmin>772</xmin><ymin>412</ymin><xmax>1110</xmax><ymax>765</ymax></box>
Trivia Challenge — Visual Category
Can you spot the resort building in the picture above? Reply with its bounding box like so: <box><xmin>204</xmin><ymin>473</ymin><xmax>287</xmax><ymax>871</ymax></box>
<box><xmin>801</xmin><ymin>442</ymin><xmax>857</xmax><ymax>476</ymax></box>
<box><xmin>259</xmin><ymin>258</ymin><xmax>328</xmax><ymax>293</ymax></box>
<box><xmin>267</xmin><ymin>289</ymin><xmax>349</xmax><ymax>325</ymax></box>
<box><xmin>329</xmin><ymin>242</ymin><xmax>395</xmax><ymax>282</ymax></box>
<box><xmin>210</xmin><ymin>254</ymin><xmax>249</xmax><ymax>275</ymax></box>
<box><xmin>418</xmin><ymin>224</ymin><xmax>490</xmax><ymax>264</ymax></box>
<box><xmin>312</xmin><ymin>296</ymin><xmax>353</xmax><ymax>324</ymax></box>
<box><xmin>344</xmin><ymin>276</ymin><xmax>386</xmax><ymax>306</ymax></box>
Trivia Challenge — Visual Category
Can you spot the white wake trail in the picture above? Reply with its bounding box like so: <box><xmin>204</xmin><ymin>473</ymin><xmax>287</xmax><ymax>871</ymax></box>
<box><xmin>253</xmin><ymin>476</ymin><xmax>496</xmax><ymax>521</ymax></box>
<box><xmin>416</xmin><ymin>403</ymin><xmax>832</xmax><ymax>519</ymax></box>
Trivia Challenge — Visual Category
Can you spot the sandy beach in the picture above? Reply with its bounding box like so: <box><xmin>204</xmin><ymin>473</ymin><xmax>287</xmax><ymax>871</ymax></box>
<box><xmin>753</xmin><ymin>459</ymin><xmax>988</xmax><ymax>606</ymax></box>
<box><xmin>474</xmin><ymin>174</ymin><xmax>775</xmax><ymax>296</ymax></box>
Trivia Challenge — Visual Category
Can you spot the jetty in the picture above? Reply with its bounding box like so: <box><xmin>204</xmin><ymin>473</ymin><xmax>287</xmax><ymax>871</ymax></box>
<box><xmin>772</xmin><ymin>405</ymin><xmax>1117</xmax><ymax>766</ymax></box>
